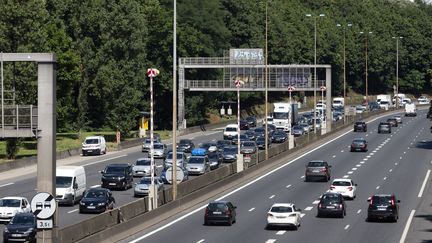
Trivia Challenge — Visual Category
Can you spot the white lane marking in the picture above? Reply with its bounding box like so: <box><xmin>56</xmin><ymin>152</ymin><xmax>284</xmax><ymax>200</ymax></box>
<box><xmin>265</xmin><ymin>240</ymin><xmax>276</xmax><ymax>243</ymax></box>
<box><xmin>383</xmin><ymin>177</ymin><xmax>387</xmax><ymax>180</ymax></box>
<box><xmin>276</xmin><ymin>231</ymin><xmax>286</xmax><ymax>235</ymax></box>
<box><xmin>341</xmin><ymin>150</ymin><xmax>344</xmax><ymax>153</ymax></box>
<box><xmin>269</xmin><ymin>195</ymin><xmax>275</xmax><ymax>199</ymax></box>
<box><xmin>343</xmin><ymin>175</ymin><xmax>349</xmax><ymax>178</ymax></box>
<box><xmin>300</xmin><ymin>213</ymin><xmax>305</xmax><ymax>218</ymax></box>
<box><xmin>83</xmin><ymin>154</ymin><xmax>128</xmax><ymax>167</ymax></box>
<box><xmin>156</xmin><ymin>165</ymin><xmax>163</xmax><ymax>168</ymax></box>
<box><xmin>418</xmin><ymin>170</ymin><xmax>431</xmax><ymax>198</ymax></box>
<box><xmin>304</xmin><ymin>207</ymin><xmax>313</xmax><ymax>211</ymax></box>
<box><xmin>357</xmin><ymin>209</ymin><xmax>361</xmax><ymax>214</ymax></box>
<box><xmin>400</xmin><ymin>157</ymin><xmax>403</xmax><ymax>160</ymax></box>
<box><xmin>91</xmin><ymin>185</ymin><xmax>101</xmax><ymax>188</ymax></box>
<box><xmin>300</xmin><ymin>175</ymin><xmax>305</xmax><ymax>179</ymax></box>
<box><xmin>128</xmin><ymin>116</ymin><xmax>389</xmax><ymax>242</ymax></box>
<box><xmin>395</xmin><ymin>162</ymin><xmax>398</xmax><ymax>165</ymax></box>
<box><xmin>348</xmin><ymin>171</ymin><xmax>353</xmax><ymax>174</ymax></box>
<box><xmin>365</xmin><ymin>134</ymin><xmax>368</xmax><ymax>137</ymax></box>
<box><xmin>403</xmin><ymin>151</ymin><xmax>406</xmax><ymax>154</ymax></box>
<box><xmin>189</xmin><ymin>137</ymin><xmax>195</xmax><ymax>140</ymax></box>
<box><xmin>211</xmin><ymin>139</ymin><xmax>216</xmax><ymax>142</ymax></box>
<box><xmin>332</xmin><ymin>155</ymin><xmax>336</xmax><ymax>158</ymax></box>
<box><xmin>360</xmin><ymin>161</ymin><xmax>365</xmax><ymax>164</ymax></box>
<box><xmin>399</xmin><ymin>210</ymin><xmax>416</xmax><ymax>243</ymax></box>
<box><xmin>312</xmin><ymin>200</ymin><xmax>320</xmax><ymax>205</ymax></box>
<box><xmin>286</xmin><ymin>184</ymin><xmax>292</xmax><ymax>188</ymax></box>
<box><xmin>356</xmin><ymin>164</ymin><xmax>361</xmax><ymax>167</ymax></box>
<box><xmin>352</xmin><ymin>168</ymin><xmax>358</xmax><ymax>171</ymax></box>
<box><xmin>344</xmin><ymin>225</ymin><xmax>350</xmax><ymax>230</ymax></box>
<box><xmin>366</xmin><ymin>155</ymin><xmax>371</xmax><ymax>158</ymax></box>
<box><xmin>373</xmin><ymin>150</ymin><xmax>377</xmax><ymax>153</ymax></box>
<box><xmin>249</xmin><ymin>208</ymin><xmax>255</xmax><ymax>212</ymax></box>
<box><xmin>197</xmin><ymin>239</ymin><xmax>205</xmax><ymax>243</ymax></box>
<box><xmin>370</xmin><ymin>152</ymin><xmax>374</xmax><ymax>155</ymax></box>
<box><xmin>389</xmin><ymin>169</ymin><xmax>393</xmax><ymax>172</ymax></box>
<box><xmin>0</xmin><ymin>182</ymin><xmax>14</xmax><ymax>188</ymax></box>
<box><xmin>376</xmin><ymin>186</ymin><xmax>380</xmax><ymax>190</ymax></box>
<box><xmin>67</xmin><ymin>209</ymin><xmax>78</xmax><ymax>214</ymax></box>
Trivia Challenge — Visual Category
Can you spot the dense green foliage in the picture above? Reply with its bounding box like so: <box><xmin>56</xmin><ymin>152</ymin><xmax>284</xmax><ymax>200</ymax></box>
<box><xmin>0</xmin><ymin>0</ymin><xmax>431</xmax><ymax>133</ymax></box>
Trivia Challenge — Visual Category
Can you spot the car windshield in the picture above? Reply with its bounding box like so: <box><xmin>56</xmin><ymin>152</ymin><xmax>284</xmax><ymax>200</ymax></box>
<box><xmin>292</xmin><ymin>126</ymin><xmax>301</xmax><ymax>130</ymax></box>
<box><xmin>321</xmin><ymin>194</ymin><xmax>341</xmax><ymax>203</ymax></box>
<box><xmin>208</xmin><ymin>153</ymin><xmax>219</xmax><ymax>159</ymax></box>
<box><xmin>139</xmin><ymin>178</ymin><xmax>152</xmax><ymax>184</ymax></box>
<box><xmin>10</xmin><ymin>215</ymin><xmax>34</xmax><ymax>225</ymax></box>
<box><xmin>179</xmin><ymin>140</ymin><xmax>191</xmax><ymax>145</ymax></box>
<box><xmin>224</xmin><ymin>147</ymin><xmax>237</xmax><ymax>153</ymax></box>
<box><xmin>154</xmin><ymin>144</ymin><xmax>164</xmax><ymax>149</ymax></box>
<box><xmin>274</xmin><ymin>131</ymin><xmax>285</xmax><ymax>136</ymax></box>
<box><xmin>217</xmin><ymin>141</ymin><xmax>230</xmax><ymax>146</ymax></box>
<box><xmin>85</xmin><ymin>138</ymin><xmax>99</xmax><ymax>144</ymax></box>
<box><xmin>308</xmin><ymin>161</ymin><xmax>325</xmax><ymax>167</ymax></box>
<box><xmin>355</xmin><ymin>122</ymin><xmax>364</xmax><ymax>125</ymax></box>
<box><xmin>353</xmin><ymin>140</ymin><xmax>365</xmax><ymax>144</ymax></box>
<box><xmin>242</xmin><ymin>141</ymin><xmax>255</xmax><ymax>147</ymax></box>
<box><xmin>246</xmin><ymin>117</ymin><xmax>255</xmax><ymax>122</ymax></box>
<box><xmin>84</xmin><ymin>190</ymin><xmax>107</xmax><ymax>198</ymax></box>
<box><xmin>273</xmin><ymin>112</ymin><xmax>289</xmax><ymax>119</ymax></box>
<box><xmin>226</xmin><ymin>127</ymin><xmax>237</xmax><ymax>132</ymax></box>
<box><xmin>0</xmin><ymin>199</ymin><xmax>20</xmax><ymax>207</ymax></box>
<box><xmin>167</xmin><ymin>153</ymin><xmax>183</xmax><ymax>160</ymax></box>
<box><xmin>189</xmin><ymin>157</ymin><xmax>205</xmax><ymax>164</ymax></box>
<box><xmin>371</xmin><ymin>196</ymin><xmax>392</xmax><ymax>205</ymax></box>
<box><xmin>105</xmin><ymin>166</ymin><xmax>125</xmax><ymax>174</ymax></box>
<box><xmin>257</xmin><ymin>137</ymin><xmax>265</xmax><ymax>142</ymax></box>
<box><xmin>56</xmin><ymin>176</ymin><xmax>72</xmax><ymax>188</ymax></box>
<box><xmin>270</xmin><ymin>206</ymin><xmax>293</xmax><ymax>213</ymax></box>
<box><xmin>208</xmin><ymin>203</ymin><xmax>227</xmax><ymax>211</ymax></box>
<box><xmin>332</xmin><ymin>181</ymin><xmax>351</xmax><ymax>186</ymax></box>
<box><xmin>136</xmin><ymin>159</ymin><xmax>150</xmax><ymax>166</ymax></box>
<box><xmin>255</xmin><ymin>128</ymin><xmax>265</xmax><ymax>133</ymax></box>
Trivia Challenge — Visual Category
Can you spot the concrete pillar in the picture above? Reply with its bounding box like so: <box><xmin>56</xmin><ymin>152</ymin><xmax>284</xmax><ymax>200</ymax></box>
<box><xmin>288</xmin><ymin>134</ymin><xmax>295</xmax><ymax>149</ymax></box>
<box><xmin>37</xmin><ymin>62</ymin><xmax>56</xmax><ymax>242</ymax></box>
<box><xmin>325</xmin><ymin>67</ymin><xmax>332</xmax><ymax>132</ymax></box>
<box><xmin>236</xmin><ymin>154</ymin><xmax>244</xmax><ymax>173</ymax></box>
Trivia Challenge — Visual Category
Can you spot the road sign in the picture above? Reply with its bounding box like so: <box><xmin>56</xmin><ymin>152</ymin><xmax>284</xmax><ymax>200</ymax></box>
<box><xmin>31</xmin><ymin>192</ymin><xmax>56</xmax><ymax>219</ymax></box>
<box><xmin>37</xmin><ymin>219</ymin><xmax>53</xmax><ymax>229</ymax></box>
<box><xmin>320</xmin><ymin>86</ymin><xmax>327</xmax><ymax>91</ymax></box>
<box><xmin>147</xmin><ymin>68</ymin><xmax>160</xmax><ymax>78</ymax></box>
<box><xmin>287</xmin><ymin>86</ymin><xmax>295</xmax><ymax>92</ymax></box>
<box><xmin>234</xmin><ymin>79</ymin><xmax>244</xmax><ymax>87</ymax></box>
<box><xmin>164</xmin><ymin>167</ymin><xmax>185</xmax><ymax>184</ymax></box>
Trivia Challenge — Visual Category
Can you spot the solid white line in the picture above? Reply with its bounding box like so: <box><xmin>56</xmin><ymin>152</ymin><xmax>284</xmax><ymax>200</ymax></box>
<box><xmin>286</xmin><ymin>184</ymin><xmax>292</xmax><ymax>188</ymax></box>
<box><xmin>304</xmin><ymin>207</ymin><xmax>313</xmax><ymax>211</ymax></box>
<box><xmin>68</xmin><ymin>209</ymin><xmax>78</xmax><ymax>214</ymax></box>
<box><xmin>357</xmin><ymin>209</ymin><xmax>361</xmax><ymax>214</ymax></box>
<box><xmin>249</xmin><ymin>207</ymin><xmax>255</xmax><ymax>212</ymax></box>
<box><xmin>0</xmin><ymin>182</ymin><xmax>14</xmax><ymax>188</ymax></box>
<box><xmin>418</xmin><ymin>170</ymin><xmax>431</xmax><ymax>198</ymax></box>
<box><xmin>82</xmin><ymin>154</ymin><xmax>127</xmax><ymax>167</ymax></box>
<box><xmin>276</xmin><ymin>230</ymin><xmax>286</xmax><ymax>235</ymax></box>
<box><xmin>197</xmin><ymin>239</ymin><xmax>205</xmax><ymax>243</ymax></box>
<box><xmin>344</xmin><ymin>225</ymin><xmax>350</xmax><ymax>230</ymax></box>
<box><xmin>265</xmin><ymin>240</ymin><xmax>276</xmax><ymax>243</ymax></box>
<box><xmin>128</xmin><ymin>114</ymin><xmax>389</xmax><ymax>242</ymax></box>
<box><xmin>269</xmin><ymin>195</ymin><xmax>275</xmax><ymax>199</ymax></box>
<box><xmin>399</xmin><ymin>210</ymin><xmax>416</xmax><ymax>243</ymax></box>
<box><xmin>312</xmin><ymin>200</ymin><xmax>320</xmax><ymax>205</ymax></box>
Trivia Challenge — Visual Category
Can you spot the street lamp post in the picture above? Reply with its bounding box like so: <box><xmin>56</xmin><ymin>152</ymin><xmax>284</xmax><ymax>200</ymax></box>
<box><xmin>235</xmin><ymin>80</ymin><xmax>243</xmax><ymax>154</ymax></box>
<box><xmin>306</xmin><ymin>13</ymin><xmax>325</xmax><ymax>133</ymax></box>
<box><xmin>265</xmin><ymin>0</ymin><xmax>269</xmax><ymax>160</ymax></box>
<box><xmin>392</xmin><ymin>36</ymin><xmax>403</xmax><ymax>109</ymax></box>
<box><xmin>336</xmin><ymin>23</ymin><xmax>352</xmax><ymax>123</ymax></box>
<box><xmin>172</xmin><ymin>0</ymin><xmax>177</xmax><ymax>200</ymax></box>
<box><xmin>360</xmin><ymin>31</ymin><xmax>373</xmax><ymax>102</ymax></box>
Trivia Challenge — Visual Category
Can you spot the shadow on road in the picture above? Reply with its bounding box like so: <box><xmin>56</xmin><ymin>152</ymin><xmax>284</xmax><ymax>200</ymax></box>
<box><xmin>413</xmin><ymin>140</ymin><xmax>432</xmax><ymax>150</ymax></box>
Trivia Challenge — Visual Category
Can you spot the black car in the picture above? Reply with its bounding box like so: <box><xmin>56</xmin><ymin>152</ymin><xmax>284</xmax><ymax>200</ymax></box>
<box><xmin>369</xmin><ymin>101</ymin><xmax>381</xmax><ymax>111</ymax></box>
<box><xmin>222</xmin><ymin>146</ymin><xmax>238</xmax><ymax>163</ymax></box>
<box><xmin>351</xmin><ymin>138</ymin><xmax>368</xmax><ymax>152</ymax></box>
<box><xmin>378</xmin><ymin>122</ymin><xmax>391</xmax><ymax>134</ymax></box>
<box><xmin>367</xmin><ymin>194</ymin><xmax>400</xmax><ymax>222</ymax></box>
<box><xmin>232</xmin><ymin>134</ymin><xmax>249</xmax><ymax>145</ymax></box>
<box><xmin>177</xmin><ymin>139</ymin><xmax>195</xmax><ymax>153</ymax></box>
<box><xmin>272</xmin><ymin>131</ymin><xmax>288</xmax><ymax>142</ymax></box>
<box><xmin>208</xmin><ymin>152</ymin><xmax>223</xmax><ymax>170</ymax></box>
<box><xmin>254</xmin><ymin>127</ymin><xmax>266</xmax><ymax>137</ymax></box>
<box><xmin>3</xmin><ymin>213</ymin><xmax>37</xmax><ymax>243</ymax></box>
<box><xmin>353</xmin><ymin>121</ymin><xmax>367</xmax><ymax>132</ymax></box>
<box><xmin>317</xmin><ymin>193</ymin><xmax>346</xmax><ymax>218</ymax></box>
<box><xmin>246</xmin><ymin>116</ymin><xmax>257</xmax><ymax>127</ymax></box>
<box><xmin>101</xmin><ymin>163</ymin><xmax>133</xmax><ymax>190</ymax></box>
<box><xmin>204</xmin><ymin>201</ymin><xmax>237</xmax><ymax>226</ymax></box>
<box><xmin>387</xmin><ymin>118</ymin><xmax>398</xmax><ymax>127</ymax></box>
<box><xmin>216</xmin><ymin>140</ymin><xmax>231</xmax><ymax>152</ymax></box>
<box><xmin>256</xmin><ymin>136</ymin><xmax>271</xmax><ymax>150</ymax></box>
<box><xmin>244</xmin><ymin>130</ymin><xmax>257</xmax><ymax>141</ymax></box>
<box><xmin>239</xmin><ymin>120</ymin><xmax>249</xmax><ymax>130</ymax></box>
<box><xmin>79</xmin><ymin>188</ymin><xmax>115</xmax><ymax>213</ymax></box>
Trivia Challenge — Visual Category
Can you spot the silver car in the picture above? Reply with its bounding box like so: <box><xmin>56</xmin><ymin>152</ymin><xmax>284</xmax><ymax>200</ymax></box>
<box><xmin>133</xmin><ymin>177</ymin><xmax>164</xmax><ymax>197</ymax></box>
<box><xmin>164</xmin><ymin>151</ymin><xmax>187</xmax><ymax>168</ymax></box>
<box><xmin>240</xmin><ymin>141</ymin><xmax>257</xmax><ymax>155</ymax></box>
<box><xmin>186</xmin><ymin>156</ymin><xmax>210</xmax><ymax>175</ymax></box>
<box><xmin>142</xmin><ymin>138</ymin><xmax>160</xmax><ymax>152</ymax></box>
<box><xmin>132</xmin><ymin>158</ymin><xmax>156</xmax><ymax>177</ymax></box>
<box><xmin>148</xmin><ymin>143</ymin><xmax>168</xmax><ymax>159</ymax></box>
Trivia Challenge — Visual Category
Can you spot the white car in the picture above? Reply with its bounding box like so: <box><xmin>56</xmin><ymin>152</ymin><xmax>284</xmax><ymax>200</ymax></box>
<box><xmin>132</xmin><ymin>158</ymin><xmax>156</xmax><ymax>177</ymax></box>
<box><xmin>0</xmin><ymin>197</ymin><xmax>31</xmax><ymax>222</ymax></box>
<box><xmin>266</xmin><ymin>203</ymin><xmax>302</xmax><ymax>230</ymax></box>
<box><xmin>328</xmin><ymin>178</ymin><xmax>357</xmax><ymax>200</ymax></box>
<box><xmin>418</xmin><ymin>96</ymin><xmax>430</xmax><ymax>105</ymax></box>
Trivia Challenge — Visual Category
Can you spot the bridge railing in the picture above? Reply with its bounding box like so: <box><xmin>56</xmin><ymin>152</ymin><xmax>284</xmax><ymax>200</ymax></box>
<box><xmin>0</xmin><ymin>105</ymin><xmax>38</xmax><ymax>137</ymax></box>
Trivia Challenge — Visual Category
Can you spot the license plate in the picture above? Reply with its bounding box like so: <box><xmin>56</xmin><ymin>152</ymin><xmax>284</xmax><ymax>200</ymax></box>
<box><xmin>109</xmin><ymin>183</ymin><xmax>116</xmax><ymax>186</ymax></box>
<box><xmin>12</xmin><ymin>234</ymin><xmax>22</xmax><ymax>237</ymax></box>
<box><xmin>87</xmin><ymin>150</ymin><xmax>92</xmax><ymax>153</ymax></box>
<box><xmin>377</xmin><ymin>207</ymin><xmax>387</xmax><ymax>211</ymax></box>
<box><xmin>87</xmin><ymin>206</ymin><xmax>96</xmax><ymax>209</ymax></box>
<box><xmin>313</xmin><ymin>170</ymin><xmax>320</xmax><ymax>173</ymax></box>
<box><xmin>326</xmin><ymin>206</ymin><xmax>335</xmax><ymax>209</ymax></box>
<box><xmin>276</xmin><ymin>216</ymin><xmax>286</xmax><ymax>218</ymax></box>
<box><xmin>337</xmin><ymin>191</ymin><xmax>344</xmax><ymax>194</ymax></box>
<box><xmin>213</xmin><ymin>211</ymin><xmax>222</xmax><ymax>215</ymax></box>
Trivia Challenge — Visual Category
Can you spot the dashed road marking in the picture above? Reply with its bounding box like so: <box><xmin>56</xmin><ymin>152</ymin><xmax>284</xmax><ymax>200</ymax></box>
<box><xmin>348</xmin><ymin>171</ymin><xmax>353</xmax><ymax>174</ymax></box>
<box><xmin>383</xmin><ymin>177</ymin><xmax>387</xmax><ymax>180</ymax></box>
<box><xmin>363</xmin><ymin>158</ymin><xmax>368</xmax><ymax>161</ymax></box>
<box><xmin>269</xmin><ymin>195</ymin><xmax>275</xmax><ymax>199</ymax></box>
<box><xmin>352</xmin><ymin>168</ymin><xmax>358</xmax><ymax>171</ymax></box>
<box><xmin>376</xmin><ymin>186</ymin><xmax>380</xmax><ymax>190</ymax></box>
<box><xmin>300</xmin><ymin>213</ymin><xmax>305</xmax><ymax>218</ymax></box>
<box><xmin>197</xmin><ymin>240</ymin><xmax>205</xmax><ymax>243</ymax></box>
<box><xmin>68</xmin><ymin>209</ymin><xmax>78</xmax><ymax>214</ymax></box>
<box><xmin>360</xmin><ymin>161</ymin><xmax>365</xmax><ymax>164</ymax></box>
<box><xmin>276</xmin><ymin>231</ymin><xmax>286</xmax><ymax>235</ymax></box>
<box><xmin>343</xmin><ymin>175</ymin><xmax>349</xmax><ymax>178</ymax></box>
<box><xmin>403</xmin><ymin>151</ymin><xmax>406</xmax><ymax>154</ymax></box>
<box><xmin>370</xmin><ymin>152</ymin><xmax>375</xmax><ymax>155</ymax></box>
<box><xmin>395</xmin><ymin>162</ymin><xmax>398</xmax><ymax>165</ymax></box>
<box><xmin>304</xmin><ymin>207</ymin><xmax>313</xmax><ymax>211</ymax></box>
<box><xmin>312</xmin><ymin>200</ymin><xmax>320</xmax><ymax>205</ymax></box>
<box><xmin>249</xmin><ymin>208</ymin><xmax>255</xmax><ymax>212</ymax></box>
<box><xmin>333</xmin><ymin>155</ymin><xmax>336</xmax><ymax>158</ymax></box>
<box><xmin>356</xmin><ymin>164</ymin><xmax>361</xmax><ymax>167</ymax></box>
<box><xmin>357</xmin><ymin>209</ymin><xmax>361</xmax><ymax>214</ymax></box>
<box><xmin>366</xmin><ymin>155</ymin><xmax>371</xmax><ymax>158</ymax></box>
<box><xmin>344</xmin><ymin>225</ymin><xmax>350</xmax><ymax>230</ymax></box>
<box><xmin>301</xmin><ymin>175</ymin><xmax>305</xmax><ymax>179</ymax></box>
<box><xmin>341</xmin><ymin>150</ymin><xmax>344</xmax><ymax>153</ymax></box>
<box><xmin>400</xmin><ymin>157</ymin><xmax>403</xmax><ymax>160</ymax></box>
<box><xmin>389</xmin><ymin>169</ymin><xmax>393</xmax><ymax>172</ymax></box>
<box><xmin>265</xmin><ymin>239</ymin><xmax>276</xmax><ymax>243</ymax></box>
<box><xmin>286</xmin><ymin>184</ymin><xmax>292</xmax><ymax>188</ymax></box>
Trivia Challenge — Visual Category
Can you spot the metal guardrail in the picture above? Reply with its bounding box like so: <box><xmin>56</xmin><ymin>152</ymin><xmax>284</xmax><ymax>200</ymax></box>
<box><xmin>0</xmin><ymin>105</ymin><xmax>38</xmax><ymax>138</ymax></box>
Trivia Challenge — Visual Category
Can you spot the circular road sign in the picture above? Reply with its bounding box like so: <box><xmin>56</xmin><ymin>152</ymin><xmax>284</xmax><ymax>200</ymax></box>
<box><xmin>31</xmin><ymin>192</ymin><xmax>56</xmax><ymax>219</ymax></box>
<box><xmin>287</xmin><ymin>86</ymin><xmax>295</xmax><ymax>92</ymax></box>
<box><xmin>164</xmin><ymin>167</ymin><xmax>185</xmax><ymax>184</ymax></box>
<box><xmin>320</xmin><ymin>86</ymin><xmax>327</xmax><ymax>91</ymax></box>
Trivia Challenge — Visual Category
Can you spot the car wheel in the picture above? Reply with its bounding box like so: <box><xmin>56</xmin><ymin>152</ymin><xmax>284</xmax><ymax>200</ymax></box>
<box><xmin>316</xmin><ymin>212</ymin><xmax>321</xmax><ymax>218</ymax></box>
<box><xmin>304</xmin><ymin>176</ymin><xmax>309</xmax><ymax>182</ymax></box>
<box><xmin>70</xmin><ymin>196</ymin><xmax>75</xmax><ymax>206</ymax></box>
<box><xmin>340</xmin><ymin>211</ymin><xmax>345</xmax><ymax>218</ymax></box>
<box><xmin>227</xmin><ymin>217</ymin><xmax>233</xmax><ymax>226</ymax></box>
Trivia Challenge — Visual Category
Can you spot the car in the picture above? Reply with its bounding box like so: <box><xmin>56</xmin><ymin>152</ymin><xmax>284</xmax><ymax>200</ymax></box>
<box><xmin>141</xmin><ymin>138</ymin><xmax>160</xmax><ymax>153</ymax></box>
<box><xmin>353</xmin><ymin>121</ymin><xmax>367</xmax><ymax>132</ymax></box>
<box><xmin>222</xmin><ymin>145</ymin><xmax>238</xmax><ymax>163</ymax></box>
<box><xmin>0</xmin><ymin>197</ymin><xmax>31</xmax><ymax>223</ymax></box>
<box><xmin>298</xmin><ymin>122</ymin><xmax>312</xmax><ymax>134</ymax></box>
<box><xmin>328</xmin><ymin>179</ymin><xmax>357</xmax><ymax>200</ymax></box>
<box><xmin>350</xmin><ymin>138</ymin><xmax>368</xmax><ymax>152</ymax></box>
<box><xmin>240</xmin><ymin>140</ymin><xmax>257</xmax><ymax>155</ymax></box>
<box><xmin>246</xmin><ymin>116</ymin><xmax>257</xmax><ymax>127</ymax></box>
<box><xmin>266</xmin><ymin>203</ymin><xmax>302</xmax><ymax>230</ymax></box>
<box><xmin>291</xmin><ymin>125</ymin><xmax>304</xmax><ymax>137</ymax></box>
<box><xmin>317</xmin><ymin>192</ymin><xmax>346</xmax><ymax>218</ymax></box>
<box><xmin>160</xmin><ymin>166</ymin><xmax>189</xmax><ymax>184</ymax></box>
<box><xmin>378</xmin><ymin>122</ymin><xmax>391</xmax><ymax>133</ymax></box>
<box><xmin>223</xmin><ymin>124</ymin><xmax>239</xmax><ymax>140</ymax></box>
<box><xmin>3</xmin><ymin>212</ymin><xmax>37</xmax><ymax>243</ymax></box>
<box><xmin>232</xmin><ymin>134</ymin><xmax>248</xmax><ymax>145</ymax></box>
<box><xmin>393</xmin><ymin>115</ymin><xmax>402</xmax><ymax>124</ymax></box>
<box><xmin>244</xmin><ymin>130</ymin><xmax>257</xmax><ymax>141</ymax></box>
<box><xmin>186</xmin><ymin>152</ymin><xmax>210</xmax><ymax>175</ymax></box>
<box><xmin>132</xmin><ymin>158</ymin><xmax>156</xmax><ymax>177</ymax></box>
<box><xmin>312</xmin><ymin>118</ymin><xmax>322</xmax><ymax>130</ymax></box>
<box><xmin>207</xmin><ymin>152</ymin><xmax>223</xmax><ymax>170</ymax></box>
<box><xmin>101</xmin><ymin>163</ymin><xmax>133</xmax><ymax>190</ymax></box>
<box><xmin>204</xmin><ymin>201</ymin><xmax>237</xmax><ymax>226</ymax></box>
<box><xmin>355</xmin><ymin>105</ymin><xmax>365</xmax><ymax>114</ymax></box>
<box><xmin>418</xmin><ymin>96</ymin><xmax>430</xmax><ymax>105</ymax></box>
<box><xmin>133</xmin><ymin>177</ymin><xmax>164</xmax><ymax>197</ymax></box>
<box><xmin>147</xmin><ymin>143</ymin><xmax>168</xmax><ymax>159</ymax></box>
<box><xmin>387</xmin><ymin>118</ymin><xmax>398</xmax><ymax>127</ymax></box>
<box><xmin>367</xmin><ymin>194</ymin><xmax>400</xmax><ymax>222</ymax></box>
<box><xmin>369</xmin><ymin>101</ymin><xmax>381</xmax><ymax>111</ymax></box>
<box><xmin>216</xmin><ymin>140</ymin><xmax>231</xmax><ymax>152</ymax></box>
<box><xmin>264</xmin><ymin>123</ymin><xmax>277</xmax><ymax>132</ymax></box>
<box><xmin>305</xmin><ymin>160</ymin><xmax>331</xmax><ymax>182</ymax></box>
<box><xmin>164</xmin><ymin>151</ymin><xmax>188</xmax><ymax>168</ymax></box>
<box><xmin>200</xmin><ymin>142</ymin><xmax>218</xmax><ymax>153</ymax></box>
<box><xmin>239</xmin><ymin>120</ymin><xmax>249</xmax><ymax>130</ymax></box>
<box><xmin>79</xmin><ymin>188</ymin><xmax>115</xmax><ymax>213</ymax></box>
<box><xmin>176</xmin><ymin>139</ymin><xmax>195</xmax><ymax>153</ymax></box>
<box><xmin>272</xmin><ymin>130</ymin><xmax>288</xmax><ymax>142</ymax></box>
<box><xmin>254</xmin><ymin>127</ymin><xmax>266</xmax><ymax>137</ymax></box>
<box><xmin>82</xmin><ymin>136</ymin><xmax>107</xmax><ymax>156</ymax></box>
<box><xmin>256</xmin><ymin>136</ymin><xmax>272</xmax><ymax>150</ymax></box>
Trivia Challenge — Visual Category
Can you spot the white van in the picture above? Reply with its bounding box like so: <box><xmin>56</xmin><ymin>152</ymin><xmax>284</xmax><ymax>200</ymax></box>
<box><xmin>56</xmin><ymin>166</ymin><xmax>86</xmax><ymax>205</ymax></box>
<box><xmin>223</xmin><ymin>124</ymin><xmax>239</xmax><ymax>140</ymax></box>
<box><xmin>82</xmin><ymin>136</ymin><xmax>107</xmax><ymax>156</ymax></box>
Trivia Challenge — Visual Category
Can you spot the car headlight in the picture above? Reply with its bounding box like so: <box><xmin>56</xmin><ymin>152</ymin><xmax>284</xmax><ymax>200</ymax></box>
<box><xmin>23</xmin><ymin>228</ymin><xmax>34</xmax><ymax>235</ymax></box>
<box><xmin>80</xmin><ymin>201</ymin><xmax>85</xmax><ymax>205</ymax></box>
<box><xmin>4</xmin><ymin>227</ymin><xmax>9</xmax><ymax>233</ymax></box>
<box><xmin>98</xmin><ymin>202</ymin><xmax>106</xmax><ymax>206</ymax></box>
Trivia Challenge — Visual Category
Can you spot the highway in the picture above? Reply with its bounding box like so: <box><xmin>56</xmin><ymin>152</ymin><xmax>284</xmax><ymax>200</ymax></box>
<box><xmin>120</xmin><ymin>110</ymin><xmax>432</xmax><ymax>243</ymax></box>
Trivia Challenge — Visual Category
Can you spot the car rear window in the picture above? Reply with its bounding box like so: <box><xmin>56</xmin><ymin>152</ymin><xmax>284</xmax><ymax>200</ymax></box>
<box><xmin>208</xmin><ymin>203</ymin><xmax>227</xmax><ymax>211</ymax></box>
<box><xmin>321</xmin><ymin>194</ymin><xmax>341</xmax><ymax>203</ymax></box>
<box><xmin>308</xmin><ymin>161</ymin><xmax>325</xmax><ymax>167</ymax></box>
<box><xmin>371</xmin><ymin>196</ymin><xmax>392</xmax><ymax>205</ymax></box>
<box><xmin>270</xmin><ymin>206</ymin><xmax>293</xmax><ymax>213</ymax></box>
<box><xmin>332</xmin><ymin>181</ymin><xmax>351</xmax><ymax>186</ymax></box>
<box><xmin>353</xmin><ymin>140</ymin><xmax>365</xmax><ymax>144</ymax></box>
